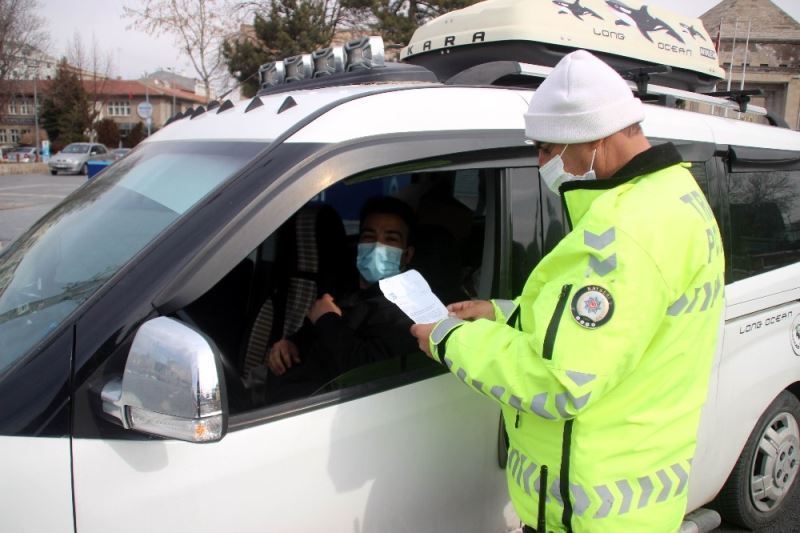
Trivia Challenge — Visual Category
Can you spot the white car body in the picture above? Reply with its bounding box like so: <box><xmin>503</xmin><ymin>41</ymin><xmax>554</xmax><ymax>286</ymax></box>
<box><xmin>1</xmin><ymin>58</ymin><xmax>799</xmax><ymax>533</ymax></box>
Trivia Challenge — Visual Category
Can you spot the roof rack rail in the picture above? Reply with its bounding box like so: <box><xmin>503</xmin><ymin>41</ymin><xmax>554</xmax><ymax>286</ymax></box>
<box><xmin>444</xmin><ymin>60</ymin><xmax>777</xmax><ymax>125</ymax></box>
<box><xmin>618</xmin><ymin>66</ymin><xmax>672</xmax><ymax>98</ymax></box>
<box><xmin>703</xmin><ymin>89</ymin><xmax>762</xmax><ymax>113</ymax></box>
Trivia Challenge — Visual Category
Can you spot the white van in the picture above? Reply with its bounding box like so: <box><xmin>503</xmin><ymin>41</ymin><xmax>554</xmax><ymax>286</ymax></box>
<box><xmin>1</xmin><ymin>2</ymin><xmax>798</xmax><ymax>532</ymax></box>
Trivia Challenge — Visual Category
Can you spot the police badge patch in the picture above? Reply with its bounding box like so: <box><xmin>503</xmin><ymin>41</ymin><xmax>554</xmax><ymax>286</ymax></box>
<box><xmin>571</xmin><ymin>285</ymin><xmax>614</xmax><ymax>329</ymax></box>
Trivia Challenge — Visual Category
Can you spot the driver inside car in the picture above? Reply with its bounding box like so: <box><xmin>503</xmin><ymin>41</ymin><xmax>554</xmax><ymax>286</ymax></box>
<box><xmin>265</xmin><ymin>196</ymin><xmax>420</xmax><ymax>402</ymax></box>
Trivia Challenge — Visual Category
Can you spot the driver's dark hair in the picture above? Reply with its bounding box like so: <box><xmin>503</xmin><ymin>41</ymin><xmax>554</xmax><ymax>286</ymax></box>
<box><xmin>359</xmin><ymin>196</ymin><xmax>416</xmax><ymax>246</ymax></box>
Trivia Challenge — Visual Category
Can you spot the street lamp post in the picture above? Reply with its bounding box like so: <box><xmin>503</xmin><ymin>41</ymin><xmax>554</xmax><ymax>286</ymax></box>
<box><xmin>32</xmin><ymin>71</ymin><xmax>40</xmax><ymax>162</ymax></box>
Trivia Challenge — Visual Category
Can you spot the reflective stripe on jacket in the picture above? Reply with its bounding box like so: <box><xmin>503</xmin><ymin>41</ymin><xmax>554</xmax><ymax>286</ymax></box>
<box><xmin>430</xmin><ymin>143</ymin><xmax>725</xmax><ymax>532</ymax></box>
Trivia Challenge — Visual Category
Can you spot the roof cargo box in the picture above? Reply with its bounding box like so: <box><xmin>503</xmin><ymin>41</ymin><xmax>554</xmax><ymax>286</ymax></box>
<box><xmin>401</xmin><ymin>0</ymin><xmax>725</xmax><ymax>92</ymax></box>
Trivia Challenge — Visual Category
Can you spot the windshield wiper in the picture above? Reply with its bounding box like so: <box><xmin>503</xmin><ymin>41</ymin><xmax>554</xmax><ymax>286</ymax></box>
<box><xmin>0</xmin><ymin>276</ymin><xmax>110</xmax><ymax>325</ymax></box>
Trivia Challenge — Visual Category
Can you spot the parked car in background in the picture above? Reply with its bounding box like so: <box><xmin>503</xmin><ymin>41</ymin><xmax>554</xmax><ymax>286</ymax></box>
<box><xmin>109</xmin><ymin>148</ymin><xmax>132</xmax><ymax>160</ymax></box>
<box><xmin>3</xmin><ymin>146</ymin><xmax>38</xmax><ymax>163</ymax></box>
<box><xmin>48</xmin><ymin>142</ymin><xmax>108</xmax><ymax>175</ymax></box>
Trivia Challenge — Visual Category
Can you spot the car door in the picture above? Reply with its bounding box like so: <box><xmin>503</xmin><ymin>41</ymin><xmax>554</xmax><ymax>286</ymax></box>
<box><xmin>70</xmin><ymin>132</ymin><xmax>536</xmax><ymax>533</ymax></box>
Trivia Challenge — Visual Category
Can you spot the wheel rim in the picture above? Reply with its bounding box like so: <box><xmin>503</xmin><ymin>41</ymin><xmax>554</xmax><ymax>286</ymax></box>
<box><xmin>750</xmin><ymin>411</ymin><xmax>800</xmax><ymax>513</ymax></box>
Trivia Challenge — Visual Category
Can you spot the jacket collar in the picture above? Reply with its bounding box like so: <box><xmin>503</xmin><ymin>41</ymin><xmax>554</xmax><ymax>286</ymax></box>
<box><xmin>559</xmin><ymin>143</ymin><xmax>683</xmax><ymax>228</ymax></box>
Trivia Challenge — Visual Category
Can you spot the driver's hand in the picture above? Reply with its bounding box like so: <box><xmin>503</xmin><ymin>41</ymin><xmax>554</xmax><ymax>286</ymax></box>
<box><xmin>308</xmin><ymin>293</ymin><xmax>342</xmax><ymax>324</ymax></box>
<box><xmin>268</xmin><ymin>339</ymin><xmax>300</xmax><ymax>376</ymax></box>
<box><xmin>447</xmin><ymin>300</ymin><xmax>495</xmax><ymax>321</ymax></box>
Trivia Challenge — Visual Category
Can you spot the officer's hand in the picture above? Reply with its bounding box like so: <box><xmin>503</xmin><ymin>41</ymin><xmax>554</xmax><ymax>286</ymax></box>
<box><xmin>267</xmin><ymin>339</ymin><xmax>300</xmax><ymax>376</ymax></box>
<box><xmin>447</xmin><ymin>300</ymin><xmax>495</xmax><ymax>321</ymax></box>
<box><xmin>308</xmin><ymin>293</ymin><xmax>342</xmax><ymax>324</ymax></box>
<box><xmin>410</xmin><ymin>323</ymin><xmax>435</xmax><ymax>358</ymax></box>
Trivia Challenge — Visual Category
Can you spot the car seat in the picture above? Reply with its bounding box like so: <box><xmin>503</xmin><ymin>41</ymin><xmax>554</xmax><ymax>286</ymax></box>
<box><xmin>241</xmin><ymin>204</ymin><xmax>357</xmax><ymax>378</ymax></box>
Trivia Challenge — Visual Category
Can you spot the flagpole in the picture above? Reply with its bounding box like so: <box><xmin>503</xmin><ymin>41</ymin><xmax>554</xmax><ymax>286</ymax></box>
<box><xmin>739</xmin><ymin>19</ymin><xmax>752</xmax><ymax>91</ymax></box>
<box><xmin>725</xmin><ymin>19</ymin><xmax>739</xmax><ymax>116</ymax></box>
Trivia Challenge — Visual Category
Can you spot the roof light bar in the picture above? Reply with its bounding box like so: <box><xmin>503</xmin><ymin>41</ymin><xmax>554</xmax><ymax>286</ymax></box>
<box><xmin>284</xmin><ymin>54</ymin><xmax>314</xmax><ymax>83</ymax></box>
<box><xmin>259</xmin><ymin>61</ymin><xmax>286</xmax><ymax>89</ymax></box>
<box><xmin>345</xmin><ymin>36</ymin><xmax>385</xmax><ymax>71</ymax></box>
<box><xmin>257</xmin><ymin>37</ymin><xmax>386</xmax><ymax>89</ymax></box>
<box><xmin>312</xmin><ymin>46</ymin><xmax>346</xmax><ymax>77</ymax></box>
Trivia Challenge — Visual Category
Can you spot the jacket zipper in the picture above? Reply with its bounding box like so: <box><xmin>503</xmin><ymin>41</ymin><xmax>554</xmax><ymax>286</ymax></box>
<box><xmin>543</xmin><ymin>284</ymin><xmax>572</xmax><ymax>360</ymax></box>
<box><xmin>537</xmin><ymin>465</ymin><xmax>548</xmax><ymax>532</ymax></box>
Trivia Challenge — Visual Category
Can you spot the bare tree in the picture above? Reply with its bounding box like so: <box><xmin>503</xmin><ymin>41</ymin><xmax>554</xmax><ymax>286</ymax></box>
<box><xmin>123</xmin><ymin>0</ymin><xmax>235</xmax><ymax>101</ymax></box>
<box><xmin>0</xmin><ymin>0</ymin><xmax>49</xmax><ymax>117</ymax></box>
<box><xmin>65</xmin><ymin>32</ymin><xmax>115</xmax><ymax>126</ymax></box>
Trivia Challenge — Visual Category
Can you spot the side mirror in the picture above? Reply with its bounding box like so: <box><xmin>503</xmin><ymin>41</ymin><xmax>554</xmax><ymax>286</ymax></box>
<box><xmin>101</xmin><ymin>317</ymin><xmax>228</xmax><ymax>443</ymax></box>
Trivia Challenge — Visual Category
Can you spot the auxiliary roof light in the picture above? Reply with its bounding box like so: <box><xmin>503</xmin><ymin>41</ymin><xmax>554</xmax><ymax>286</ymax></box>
<box><xmin>257</xmin><ymin>36</ymin><xmax>387</xmax><ymax>89</ymax></box>
<box><xmin>259</xmin><ymin>61</ymin><xmax>286</xmax><ymax>89</ymax></box>
<box><xmin>345</xmin><ymin>36</ymin><xmax>385</xmax><ymax>71</ymax></box>
<box><xmin>284</xmin><ymin>54</ymin><xmax>315</xmax><ymax>83</ymax></box>
<box><xmin>312</xmin><ymin>45</ymin><xmax>346</xmax><ymax>77</ymax></box>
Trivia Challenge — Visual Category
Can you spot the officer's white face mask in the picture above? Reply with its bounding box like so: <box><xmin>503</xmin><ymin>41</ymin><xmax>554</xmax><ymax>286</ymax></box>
<box><xmin>539</xmin><ymin>145</ymin><xmax>597</xmax><ymax>194</ymax></box>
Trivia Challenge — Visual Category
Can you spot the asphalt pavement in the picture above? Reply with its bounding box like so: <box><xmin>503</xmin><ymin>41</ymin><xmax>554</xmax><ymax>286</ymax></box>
<box><xmin>0</xmin><ymin>171</ymin><xmax>85</xmax><ymax>250</ymax></box>
<box><xmin>0</xmin><ymin>171</ymin><xmax>798</xmax><ymax>532</ymax></box>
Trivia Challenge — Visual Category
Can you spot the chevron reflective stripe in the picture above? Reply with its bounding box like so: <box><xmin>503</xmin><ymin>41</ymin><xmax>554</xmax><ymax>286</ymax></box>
<box><xmin>522</xmin><ymin>462</ymin><xmax>538</xmax><ymax>495</ymax></box>
<box><xmin>566</xmin><ymin>370</ymin><xmax>596</xmax><ymax>386</ymax></box>
<box><xmin>566</xmin><ymin>390</ymin><xmax>591</xmax><ymax>410</ymax></box>
<box><xmin>491</xmin><ymin>385</ymin><xmax>506</xmax><ymax>400</ymax></box>
<box><xmin>667</xmin><ymin>294</ymin><xmax>688</xmax><ymax>316</ymax></box>
<box><xmin>570</xmin><ymin>483</ymin><xmax>590</xmax><ymax>516</ymax></box>
<box><xmin>555</xmin><ymin>393</ymin><xmax>572</xmax><ymax>418</ymax></box>
<box><xmin>656</xmin><ymin>469</ymin><xmax>673</xmax><ymax>502</ymax></box>
<box><xmin>668</xmin><ymin>278</ymin><xmax>723</xmax><ymax>316</ymax></box>
<box><xmin>560</xmin><ymin>459</ymin><xmax>693</xmax><ymax>519</ymax></box>
<box><xmin>616</xmin><ymin>479</ymin><xmax>633</xmax><ymax>515</ymax></box>
<box><xmin>589</xmin><ymin>254</ymin><xmax>617</xmax><ymax>276</ymax></box>
<box><xmin>550</xmin><ymin>478</ymin><xmax>564</xmax><ymax>506</ymax></box>
<box><xmin>672</xmin><ymin>463</ymin><xmax>689</xmax><ymax>495</ymax></box>
<box><xmin>638</xmin><ymin>475</ymin><xmax>654</xmax><ymax>509</ymax></box>
<box><xmin>684</xmin><ymin>287</ymin><xmax>701</xmax><ymax>313</ymax></box>
<box><xmin>494</xmin><ymin>299</ymin><xmax>517</xmax><ymax>320</ymax></box>
<box><xmin>430</xmin><ymin>317</ymin><xmax>465</xmax><ymax>345</ymax></box>
<box><xmin>531</xmin><ymin>392</ymin><xmax>557</xmax><ymax>420</ymax></box>
<box><xmin>593</xmin><ymin>484</ymin><xmax>614</xmax><ymax>518</ymax></box>
<box><xmin>507</xmin><ymin>447</ymin><xmax>539</xmax><ymax>497</ymax></box>
<box><xmin>699</xmin><ymin>281</ymin><xmax>713</xmax><ymax>311</ymax></box>
<box><xmin>584</xmin><ymin>228</ymin><xmax>616</xmax><ymax>250</ymax></box>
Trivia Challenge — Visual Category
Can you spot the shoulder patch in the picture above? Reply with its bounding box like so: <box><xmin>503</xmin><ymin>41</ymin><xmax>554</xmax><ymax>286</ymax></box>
<box><xmin>571</xmin><ymin>285</ymin><xmax>614</xmax><ymax>329</ymax></box>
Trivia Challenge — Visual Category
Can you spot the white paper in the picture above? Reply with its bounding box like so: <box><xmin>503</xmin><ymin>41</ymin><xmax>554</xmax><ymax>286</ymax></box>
<box><xmin>379</xmin><ymin>269</ymin><xmax>449</xmax><ymax>324</ymax></box>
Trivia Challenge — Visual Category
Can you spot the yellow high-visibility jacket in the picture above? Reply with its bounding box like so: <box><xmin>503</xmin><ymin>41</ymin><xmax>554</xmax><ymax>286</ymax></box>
<box><xmin>429</xmin><ymin>143</ymin><xmax>724</xmax><ymax>532</ymax></box>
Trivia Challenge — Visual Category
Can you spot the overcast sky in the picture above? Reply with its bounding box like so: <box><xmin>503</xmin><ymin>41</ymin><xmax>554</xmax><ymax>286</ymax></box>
<box><xmin>40</xmin><ymin>0</ymin><xmax>800</xmax><ymax>81</ymax></box>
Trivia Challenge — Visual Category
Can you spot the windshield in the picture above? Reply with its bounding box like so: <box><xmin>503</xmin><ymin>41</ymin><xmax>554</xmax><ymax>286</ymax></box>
<box><xmin>62</xmin><ymin>143</ymin><xmax>91</xmax><ymax>154</ymax></box>
<box><xmin>0</xmin><ymin>140</ymin><xmax>266</xmax><ymax>376</ymax></box>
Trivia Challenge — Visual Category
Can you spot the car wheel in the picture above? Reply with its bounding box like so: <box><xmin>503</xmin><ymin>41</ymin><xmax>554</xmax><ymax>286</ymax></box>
<box><xmin>712</xmin><ymin>391</ymin><xmax>800</xmax><ymax>529</ymax></box>
<box><xmin>50</xmin><ymin>170</ymin><xmax>57</xmax><ymax>175</ymax></box>
<box><xmin>81</xmin><ymin>163</ymin><xmax>88</xmax><ymax>175</ymax></box>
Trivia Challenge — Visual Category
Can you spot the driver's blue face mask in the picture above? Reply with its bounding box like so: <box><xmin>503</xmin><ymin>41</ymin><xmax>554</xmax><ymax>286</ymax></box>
<box><xmin>356</xmin><ymin>242</ymin><xmax>403</xmax><ymax>284</ymax></box>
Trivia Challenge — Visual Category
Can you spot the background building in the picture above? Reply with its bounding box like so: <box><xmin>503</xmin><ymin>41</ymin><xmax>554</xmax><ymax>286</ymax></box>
<box><xmin>700</xmin><ymin>0</ymin><xmax>800</xmax><ymax>129</ymax></box>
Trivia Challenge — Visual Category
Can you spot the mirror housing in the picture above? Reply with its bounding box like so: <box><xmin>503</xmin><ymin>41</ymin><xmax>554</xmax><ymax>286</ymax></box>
<box><xmin>101</xmin><ymin>317</ymin><xmax>228</xmax><ymax>443</ymax></box>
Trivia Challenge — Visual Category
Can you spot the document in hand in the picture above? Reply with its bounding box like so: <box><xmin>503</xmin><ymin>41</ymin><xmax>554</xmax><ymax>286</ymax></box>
<box><xmin>379</xmin><ymin>269</ymin><xmax>449</xmax><ymax>324</ymax></box>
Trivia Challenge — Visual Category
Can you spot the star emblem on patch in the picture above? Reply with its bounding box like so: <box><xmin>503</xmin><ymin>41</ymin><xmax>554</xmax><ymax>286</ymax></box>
<box><xmin>571</xmin><ymin>285</ymin><xmax>614</xmax><ymax>328</ymax></box>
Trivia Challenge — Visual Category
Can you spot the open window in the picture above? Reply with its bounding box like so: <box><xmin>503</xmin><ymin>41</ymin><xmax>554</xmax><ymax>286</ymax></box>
<box><xmin>174</xmin><ymin>161</ymin><xmax>504</xmax><ymax>416</ymax></box>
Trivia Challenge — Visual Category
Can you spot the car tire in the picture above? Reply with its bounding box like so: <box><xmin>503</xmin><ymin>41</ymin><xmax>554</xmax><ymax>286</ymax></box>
<box><xmin>50</xmin><ymin>170</ymin><xmax>57</xmax><ymax>175</ymax></box>
<box><xmin>712</xmin><ymin>391</ymin><xmax>800</xmax><ymax>529</ymax></box>
<box><xmin>81</xmin><ymin>163</ymin><xmax>88</xmax><ymax>175</ymax></box>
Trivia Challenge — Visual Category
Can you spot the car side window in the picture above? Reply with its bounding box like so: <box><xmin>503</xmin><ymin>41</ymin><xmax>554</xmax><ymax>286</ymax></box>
<box><xmin>178</xmin><ymin>166</ymin><xmax>502</xmax><ymax>416</ymax></box>
<box><xmin>728</xmin><ymin>169</ymin><xmax>800</xmax><ymax>281</ymax></box>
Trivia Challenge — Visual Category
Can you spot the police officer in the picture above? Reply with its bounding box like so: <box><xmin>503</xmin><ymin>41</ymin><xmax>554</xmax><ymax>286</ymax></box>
<box><xmin>411</xmin><ymin>50</ymin><xmax>725</xmax><ymax>532</ymax></box>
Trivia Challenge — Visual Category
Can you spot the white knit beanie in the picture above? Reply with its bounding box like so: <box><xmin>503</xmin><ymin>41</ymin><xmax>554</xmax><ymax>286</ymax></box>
<box><xmin>524</xmin><ymin>50</ymin><xmax>645</xmax><ymax>144</ymax></box>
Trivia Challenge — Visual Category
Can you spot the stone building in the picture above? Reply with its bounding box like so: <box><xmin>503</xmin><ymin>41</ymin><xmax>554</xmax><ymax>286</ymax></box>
<box><xmin>700</xmin><ymin>0</ymin><xmax>800</xmax><ymax>129</ymax></box>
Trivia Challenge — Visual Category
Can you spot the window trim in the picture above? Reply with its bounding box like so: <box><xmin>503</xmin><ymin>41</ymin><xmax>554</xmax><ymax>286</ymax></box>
<box><xmin>154</xmin><ymin>132</ymin><xmax>533</xmax><ymax>429</ymax></box>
